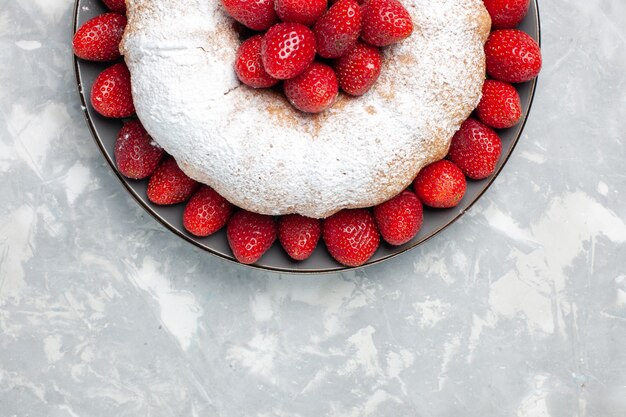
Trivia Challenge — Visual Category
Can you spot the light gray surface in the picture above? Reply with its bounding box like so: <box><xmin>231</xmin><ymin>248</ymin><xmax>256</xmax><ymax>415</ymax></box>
<box><xmin>1</xmin><ymin>0</ymin><xmax>625</xmax><ymax>416</ymax></box>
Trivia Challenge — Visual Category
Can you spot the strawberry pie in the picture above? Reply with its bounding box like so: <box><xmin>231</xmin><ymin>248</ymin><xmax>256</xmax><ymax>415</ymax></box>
<box><xmin>76</xmin><ymin>0</ymin><xmax>541</xmax><ymax>266</ymax></box>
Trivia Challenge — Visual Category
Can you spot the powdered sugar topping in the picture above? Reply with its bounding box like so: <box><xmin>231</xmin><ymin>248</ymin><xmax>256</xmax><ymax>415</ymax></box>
<box><xmin>121</xmin><ymin>0</ymin><xmax>490</xmax><ymax>218</ymax></box>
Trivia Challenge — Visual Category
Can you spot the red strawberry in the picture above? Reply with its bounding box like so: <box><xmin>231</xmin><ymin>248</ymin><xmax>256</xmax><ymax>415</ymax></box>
<box><xmin>361</xmin><ymin>0</ymin><xmax>413</xmax><ymax>47</ymax></box>
<box><xmin>275</xmin><ymin>0</ymin><xmax>327</xmax><ymax>26</ymax></box>
<box><xmin>373</xmin><ymin>190</ymin><xmax>423</xmax><ymax>246</ymax></box>
<box><xmin>334</xmin><ymin>42</ymin><xmax>382</xmax><ymax>96</ymax></box>
<box><xmin>477</xmin><ymin>79</ymin><xmax>522</xmax><ymax>129</ymax></box>
<box><xmin>102</xmin><ymin>0</ymin><xmax>126</xmax><ymax>14</ymax></box>
<box><xmin>183</xmin><ymin>186</ymin><xmax>234</xmax><ymax>237</ymax></box>
<box><xmin>313</xmin><ymin>0</ymin><xmax>362</xmax><ymax>59</ymax></box>
<box><xmin>220</xmin><ymin>0</ymin><xmax>277</xmax><ymax>31</ymax></box>
<box><xmin>235</xmin><ymin>35</ymin><xmax>279</xmax><ymax>88</ymax></box>
<box><xmin>485</xmin><ymin>29</ymin><xmax>542</xmax><ymax>83</ymax></box>
<box><xmin>147</xmin><ymin>158</ymin><xmax>199</xmax><ymax>205</ymax></box>
<box><xmin>284</xmin><ymin>62</ymin><xmax>338</xmax><ymax>113</ymax></box>
<box><xmin>73</xmin><ymin>13</ymin><xmax>126</xmax><ymax>62</ymax></box>
<box><xmin>413</xmin><ymin>160</ymin><xmax>466</xmax><ymax>208</ymax></box>
<box><xmin>483</xmin><ymin>0</ymin><xmax>530</xmax><ymax>29</ymax></box>
<box><xmin>114</xmin><ymin>120</ymin><xmax>164</xmax><ymax>179</ymax></box>
<box><xmin>278</xmin><ymin>214</ymin><xmax>322</xmax><ymax>260</ymax></box>
<box><xmin>447</xmin><ymin>118</ymin><xmax>503</xmax><ymax>180</ymax></box>
<box><xmin>261</xmin><ymin>23</ymin><xmax>316</xmax><ymax>79</ymax></box>
<box><xmin>227</xmin><ymin>210</ymin><xmax>277</xmax><ymax>264</ymax></box>
<box><xmin>90</xmin><ymin>63</ymin><xmax>135</xmax><ymax>118</ymax></box>
<box><xmin>323</xmin><ymin>209</ymin><xmax>380</xmax><ymax>267</ymax></box>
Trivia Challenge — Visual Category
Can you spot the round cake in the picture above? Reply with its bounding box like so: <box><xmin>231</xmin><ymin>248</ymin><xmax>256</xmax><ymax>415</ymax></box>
<box><xmin>120</xmin><ymin>0</ymin><xmax>491</xmax><ymax>219</ymax></box>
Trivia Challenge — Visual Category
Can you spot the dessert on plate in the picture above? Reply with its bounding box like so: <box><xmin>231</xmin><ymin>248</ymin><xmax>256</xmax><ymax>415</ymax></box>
<box><xmin>74</xmin><ymin>0</ymin><xmax>542</xmax><ymax>267</ymax></box>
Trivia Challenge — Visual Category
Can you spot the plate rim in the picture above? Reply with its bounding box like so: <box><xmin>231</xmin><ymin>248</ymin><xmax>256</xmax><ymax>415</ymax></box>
<box><xmin>72</xmin><ymin>0</ymin><xmax>541</xmax><ymax>274</ymax></box>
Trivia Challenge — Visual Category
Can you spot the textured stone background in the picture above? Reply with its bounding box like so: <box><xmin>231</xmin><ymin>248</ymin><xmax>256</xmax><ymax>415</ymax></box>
<box><xmin>1</xmin><ymin>0</ymin><xmax>625</xmax><ymax>416</ymax></box>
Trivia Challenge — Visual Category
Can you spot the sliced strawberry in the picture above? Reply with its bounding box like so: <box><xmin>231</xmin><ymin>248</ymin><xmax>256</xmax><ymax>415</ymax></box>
<box><xmin>147</xmin><ymin>158</ymin><xmax>199</xmax><ymax>205</ymax></box>
<box><xmin>413</xmin><ymin>160</ymin><xmax>466</xmax><ymax>208</ymax></box>
<box><xmin>483</xmin><ymin>0</ymin><xmax>530</xmax><ymax>29</ymax></box>
<box><xmin>447</xmin><ymin>118</ymin><xmax>503</xmax><ymax>180</ymax></box>
<box><xmin>485</xmin><ymin>29</ymin><xmax>542</xmax><ymax>83</ymax></box>
<box><xmin>361</xmin><ymin>0</ymin><xmax>413</xmax><ymax>47</ymax></box>
<box><xmin>275</xmin><ymin>0</ymin><xmax>327</xmax><ymax>26</ymax></box>
<box><xmin>373</xmin><ymin>190</ymin><xmax>423</xmax><ymax>246</ymax></box>
<box><xmin>183</xmin><ymin>186</ymin><xmax>234</xmax><ymax>237</ymax></box>
<box><xmin>284</xmin><ymin>62</ymin><xmax>338</xmax><ymax>113</ymax></box>
<box><xmin>278</xmin><ymin>214</ymin><xmax>322</xmax><ymax>260</ymax></box>
<box><xmin>102</xmin><ymin>0</ymin><xmax>126</xmax><ymax>14</ymax></box>
<box><xmin>73</xmin><ymin>13</ymin><xmax>126</xmax><ymax>62</ymax></box>
<box><xmin>313</xmin><ymin>0</ymin><xmax>362</xmax><ymax>59</ymax></box>
<box><xmin>261</xmin><ymin>23</ymin><xmax>317</xmax><ymax>80</ymax></box>
<box><xmin>227</xmin><ymin>210</ymin><xmax>277</xmax><ymax>264</ymax></box>
<box><xmin>323</xmin><ymin>209</ymin><xmax>380</xmax><ymax>267</ymax></box>
<box><xmin>221</xmin><ymin>0</ymin><xmax>278</xmax><ymax>31</ymax></box>
<box><xmin>90</xmin><ymin>63</ymin><xmax>135</xmax><ymax>118</ymax></box>
<box><xmin>334</xmin><ymin>41</ymin><xmax>382</xmax><ymax>96</ymax></box>
<box><xmin>114</xmin><ymin>120</ymin><xmax>164</xmax><ymax>179</ymax></box>
<box><xmin>476</xmin><ymin>79</ymin><xmax>522</xmax><ymax>129</ymax></box>
<box><xmin>235</xmin><ymin>35</ymin><xmax>279</xmax><ymax>88</ymax></box>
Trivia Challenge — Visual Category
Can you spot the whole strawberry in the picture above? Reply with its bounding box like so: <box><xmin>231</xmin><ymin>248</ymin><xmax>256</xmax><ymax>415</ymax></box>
<box><xmin>102</xmin><ymin>0</ymin><xmax>126</xmax><ymax>14</ymax></box>
<box><xmin>262</xmin><ymin>23</ymin><xmax>316</xmax><ymax>80</ymax></box>
<box><xmin>147</xmin><ymin>158</ymin><xmax>199</xmax><ymax>205</ymax></box>
<box><xmin>284</xmin><ymin>62</ymin><xmax>338</xmax><ymax>113</ymax></box>
<box><xmin>373</xmin><ymin>190</ymin><xmax>423</xmax><ymax>246</ymax></box>
<box><xmin>483</xmin><ymin>0</ymin><xmax>530</xmax><ymax>29</ymax></box>
<box><xmin>485</xmin><ymin>29</ymin><xmax>542</xmax><ymax>83</ymax></box>
<box><xmin>275</xmin><ymin>0</ymin><xmax>327</xmax><ymax>26</ymax></box>
<box><xmin>323</xmin><ymin>209</ymin><xmax>380</xmax><ymax>267</ymax></box>
<box><xmin>477</xmin><ymin>79</ymin><xmax>522</xmax><ymax>129</ymax></box>
<box><xmin>183</xmin><ymin>186</ymin><xmax>234</xmax><ymax>237</ymax></box>
<box><xmin>314</xmin><ymin>0</ymin><xmax>362</xmax><ymax>59</ymax></box>
<box><xmin>413</xmin><ymin>160</ymin><xmax>466</xmax><ymax>208</ymax></box>
<box><xmin>91</xmin><ymin>63</ymin><xmax>135</xmax><ymax>118</ymax></box>
<box><xmin>73</xmin><ymin>13</ymin><xmax>126</xmax><ymax>62</ymax></box>
<box><xmin>221</xmin><ymin>0</ymin><xmax>277</xmax><ymax>31</ymax></box>
<box><xmin>278</xmin><ymin>214</ymin><xmax>322</xmax><ymax>260</ymax></box>
<box><xmin>447</xmin><ymin>118</ymin><xmax>502</xmax><ymax>180</ymax></box>
<box><xmin>227</xmin><ymin>210</ymin><xmax>277</xmax><ymax>264</ymax></box>
<box><xmin>361</xmin><ymin>0</ymin><xmax>413</xmax><ymax>47</ymax></box>
<box><xmin>235</xmin><ymin>35</ymin><xmax>279</xmax><ymax>88</ymax></box>
<box><xmin>114</xmin><ymin>120</ymin><xmax>164</xmax><ymax>179</ymax></box>
<box><xmin>334</xmin><ymin>42</ymin><xmax>382</xmax><ymax>96</ymax></box>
